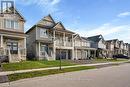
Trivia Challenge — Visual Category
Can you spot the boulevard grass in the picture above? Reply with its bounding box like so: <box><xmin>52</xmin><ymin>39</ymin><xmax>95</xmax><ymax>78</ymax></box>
<box><xmin>8</xmin><ymin>66</ymin><xmax>96</xmax><ymax>81</ymax></box>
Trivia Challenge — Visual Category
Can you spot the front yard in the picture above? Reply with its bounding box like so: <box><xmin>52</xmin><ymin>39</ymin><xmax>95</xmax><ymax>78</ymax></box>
<box><xmin>1</xmin><ymin>58</ymin><xmax>129</xmax><ymax>82</ymax></box>
<box><xmin>2</xmin><ymin>58</ymin><xmax>128</xmax><ymax>71</ymax></box>
<box><xmin>2</xmin><ymin>60</ymin><xmax>77</xmax><ymax>71</ymax></box>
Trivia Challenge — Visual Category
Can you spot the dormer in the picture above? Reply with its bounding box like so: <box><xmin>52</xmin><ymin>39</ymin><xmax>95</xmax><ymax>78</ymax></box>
<box><xmin>53</xmin><ymin>22</ymin><xmax>66</xmax><ymax>30</ymax></box>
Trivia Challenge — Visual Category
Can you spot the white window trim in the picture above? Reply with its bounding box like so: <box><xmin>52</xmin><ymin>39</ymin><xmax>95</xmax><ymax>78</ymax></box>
<box><xmin>40</xmin><ymin>28</ymin><xmax>48</xmax><ymax>38</ymax></box>
<box><xmin>4</xmin><ymin>19</ymin><xmax>19</xmax><ymax>29</ymax></box>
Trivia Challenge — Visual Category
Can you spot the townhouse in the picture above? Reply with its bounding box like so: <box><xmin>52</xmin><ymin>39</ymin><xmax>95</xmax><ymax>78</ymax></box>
<box><xmin>112</xmin><ymin>39</ymin><xmax>120</xmax><ymax>56</ymax></box>
<box><xmin>123</xmin><ymin>43</ymin><xmax>129</xmax><ymax>56</ymax></box>
<box><xmin>106</xmin><ymin>39</ymin><xmax>129</xmax><ymax>57</ymax></box>
<box><xmin>0</xmin><ymin>2</ymin><xmax>26</xmax><ymax>62</ymax></box>
<box><xmin>26</xmin><ymin>15</ymin><xmax>97</xmax><ymax>60</ymax></box>
<box><xmin>84</xmin><ymin>35</ymin><xmax>108</xmax><ymax>58</ymax></box>
<box><xmin>26</xmin><ymin>15</ymin><xmax>75</xmax><ymax>60</ymax></box>
<box><xmin>106</xmin><ymin>40</ymin><xmax>114</xmax><ymax>58</ymax></box>
<box><xmin>0</xmin><ymin>1</ymin><xmax>129</xmax><ymax>62</ymax></box>
<box><xmin>73</xmin><ymin>35</ymin><xmax>96</xmax><ymax>60</ymax></box>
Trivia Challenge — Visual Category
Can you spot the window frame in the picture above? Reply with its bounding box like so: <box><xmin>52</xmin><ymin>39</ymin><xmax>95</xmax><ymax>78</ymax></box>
<box><xmin>40</xmin><ymin>28</ymin><xmax>48</xmax><ymax>38</ymax></box>
<box><xmin>4</xmin><ymin>19</ymin><xmax>19</xmax><ymax>29</ymax></box>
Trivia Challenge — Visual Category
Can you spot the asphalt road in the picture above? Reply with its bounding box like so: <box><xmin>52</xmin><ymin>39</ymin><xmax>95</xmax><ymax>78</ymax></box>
<box><xmin>1</xmin><ymin>63</ymin><xmax>130</xmax><ymax>87</ymax></box>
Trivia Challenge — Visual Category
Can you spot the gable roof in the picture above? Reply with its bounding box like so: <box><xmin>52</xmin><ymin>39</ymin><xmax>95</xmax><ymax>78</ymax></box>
<box><xmin>43</xmin><ymin>14</ymin><xmax>55</xmax><ymax>23</ymax></box>
<box><xmin>112</xmin><ymin>39</ymin><xmax>119</xmax><ymax>42</ymax></box>
<box><xmin>106</xmin><ymin>40</ymin><xmax>114</xmax><ymax>44</ymax></box>
<box><xmin>36</xmin><ymin>14</ymin><xmax>55</xmax><ymax>28</ymax></box>
<box><xmin>26</xmin><ymin>14</ymin><xmax>75</xmax><ymax>34</ymax></box>
<box><xmin>53</xmin><ymin>22</ymin><xmax>66</xmax><ymax>30</ymax></box>
<box><xmin>53</xmin><ymin>22</ymin><xmax>74</xmax><ymax>34</ymax></box>
<box><xmin>125</xmin><ymin>43</ymin><xmax>128</xmax><ymax>45</ymax></box>
<box><xmin>81</xmin><ymin>37</ymin><xmax>91</xmax><ymax>42</ymax></box>
<box><xmin>119</xmin><ymin>40</ymin><xmax>123</xmax><ymax>43</ymax></box>
<box><xmin>73</xmin><ymin>34</ymin><xmax>82</xmax><ymax>40</ymax></box>
<box><xmin>106</xmin><ymin>40</ymin><xmax>113</xmax><ymax>42</ymax></box>
<box><xmin>87</xmin><ymin>34</ymin><xmax>104</xmax><ymax>42</ymax></box>
<box><xmin>2</xmin><ymin>6</ymin><xmax>26</xmax><ymax>22</ymax></box>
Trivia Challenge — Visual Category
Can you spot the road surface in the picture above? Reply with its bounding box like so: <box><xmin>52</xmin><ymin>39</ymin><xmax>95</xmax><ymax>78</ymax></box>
<box><xmin>1</xmin><ymin>63</ymin><xmax>130</xmax><ymax>87</ymax></box>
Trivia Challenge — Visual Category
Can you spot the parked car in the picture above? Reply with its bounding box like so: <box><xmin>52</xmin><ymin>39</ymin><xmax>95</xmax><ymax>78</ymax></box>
<box><xmin>113</xmin><ymin>54</ymin><xmax>129</xmax><ymax>59</ymax></box>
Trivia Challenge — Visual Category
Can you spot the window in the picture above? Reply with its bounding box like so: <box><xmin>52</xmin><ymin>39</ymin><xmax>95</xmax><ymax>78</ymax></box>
<box><xmin>5</xmin><ymin>19</ymin><xmax>11</xmax><ymax>28</ymax></box>
<box><xmin>7</xmin><ymin>42</ymin><xmax>18</xmax><ymax>54</ymax></box>
<box><xmin>40</xmin><ymin>29</ymin><xmax>48</xmax><ymax>37</ymax></box>
<box><xmin>14</xmin><ymin>21</ymin><xmax>19</xmax><ymax>29</ymax></box>
<box><xmin>4</xmin><ymin>19</ymin><xmax>19</xmax><ymax>29</ymax></box>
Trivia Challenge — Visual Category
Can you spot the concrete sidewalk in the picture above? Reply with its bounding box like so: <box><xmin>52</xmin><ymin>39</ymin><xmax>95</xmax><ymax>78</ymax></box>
<box><xmin>0</xmin><ymin>61</ymin><xmax>129</xmax><ymax>76</ymax></box>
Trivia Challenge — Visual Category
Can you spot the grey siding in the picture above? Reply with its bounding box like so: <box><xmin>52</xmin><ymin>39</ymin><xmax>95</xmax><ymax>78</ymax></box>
<box><xmin>26</xmin><ymin>28</ymin><xmax>36</xmax><ymax>59</ymax></box>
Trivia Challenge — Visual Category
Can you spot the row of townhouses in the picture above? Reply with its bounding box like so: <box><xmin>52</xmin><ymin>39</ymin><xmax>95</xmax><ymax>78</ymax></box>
<box><xmin>0</xmin><ymin>3</ymin><xmax>130</xmax><ymax>62</ymax></box>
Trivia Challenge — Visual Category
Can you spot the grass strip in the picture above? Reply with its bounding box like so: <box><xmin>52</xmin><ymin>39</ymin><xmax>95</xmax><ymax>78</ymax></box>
<box><xmin>8</xmin><ymin>66</ymin><xmax>96</xmax><ymax>82</ymax></box>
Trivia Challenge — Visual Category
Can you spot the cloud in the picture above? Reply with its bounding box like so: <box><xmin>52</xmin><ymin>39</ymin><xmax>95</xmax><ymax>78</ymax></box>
<box><xmin>51</xmin><ymin>0</ymin><xmax>60</xmax><ymax>5</ymax></box>
<box><xmin>87</xmin><ymin>23</ymin><xmax>127</xmax><ymax>36</ymax></box>
<box><xmin>117</xmin><ymin>11</ymin><xmax>130</xmax><ymax>17</ymax></box>
<box><xmin>74</xmin><ymin>23</ymin><xmax>130</xmax><ymax>42</ymax></box>
<box><xmin>15</xmin><ymin>0</ymin><xmax>61</xmax><ymax>13</ymax></box>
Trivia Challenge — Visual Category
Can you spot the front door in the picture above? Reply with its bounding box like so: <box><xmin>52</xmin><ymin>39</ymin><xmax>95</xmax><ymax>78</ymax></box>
<box><xmin>61</xmin><ymin>50</ymin><xmax>66</xmax><ymax>59</ymax></box>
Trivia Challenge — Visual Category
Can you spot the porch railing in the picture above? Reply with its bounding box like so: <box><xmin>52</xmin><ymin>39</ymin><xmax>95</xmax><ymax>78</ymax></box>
<box><xmin>0</xmin><ymin>48</ymin><xmax>4</xmax><ymax>55</ymax></box>
<box><xmin>55</xmin><ymin>40</ymin><xmax>72</xmax><ymax>47</ymax></box>
<box><xmin>19</xmin><ymin>48</ymin><xmax>26</xmax><ymax>57</ymax></box>
<box><xmin>0</xmin><ymin>47</ymin><xmax>26</xmax><ymax>62</ymax></box>
<box><xmin>40</xmin><ymin>51</ymin><xmax>53</xmax><ymax>60</ymax></box>
<box><xmin>0</xmin><ymin>48</ymin><xmax>10</xmax><ymax>56</ymax></box>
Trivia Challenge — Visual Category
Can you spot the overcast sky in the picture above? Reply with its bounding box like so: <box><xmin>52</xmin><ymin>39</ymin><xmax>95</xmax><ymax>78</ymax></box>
<box><xmin>13</xmin><ymin>0</ymin><xmax>130</xmax><ymax>43</ymax></box>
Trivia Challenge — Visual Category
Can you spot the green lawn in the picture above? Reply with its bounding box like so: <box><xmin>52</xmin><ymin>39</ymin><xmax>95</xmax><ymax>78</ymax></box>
<box><xmin>8</xmin><ymin>66</ymin><xmax>96</xmax><ymax>82</ymax></box>
<box><xmin>2</xmin><ymin>60</ymin><xmax>77</xmax><ymax>71</ymax></box>
<box><xmin>2</xmin><ymin>59</ymin><xmax>128</xmax><ymax>71</ymax></box>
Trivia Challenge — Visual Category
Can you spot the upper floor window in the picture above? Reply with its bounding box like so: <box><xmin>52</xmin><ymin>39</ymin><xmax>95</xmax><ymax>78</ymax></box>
<box><xmin>14</xmin><ymin>21</ymin><xmax>19</xmax><ymax>29</ymax></box>
<box><xmin>4</xmin><ymin>19</ymin><xmax>19</xmax><ymax>29</ymax></box>
<box><xmin>40</xmin><ymin>29</ymin><xmax>48</xmax><ymax>37</ymax></box>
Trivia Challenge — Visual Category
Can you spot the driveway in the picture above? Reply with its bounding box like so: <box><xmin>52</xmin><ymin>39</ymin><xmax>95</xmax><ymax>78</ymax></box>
<box><xmin>1</xmin><ymin>63</ymin><xmax>130</xmax><ymax>87</ymax></box>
